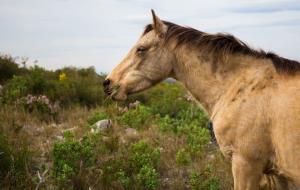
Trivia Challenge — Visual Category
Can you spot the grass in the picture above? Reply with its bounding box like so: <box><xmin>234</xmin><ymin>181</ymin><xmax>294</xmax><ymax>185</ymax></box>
<box><xmin>0</xmin><ymin>100</ymin><xmax>232</xmax><ymax>189</ymax></box>
<box><xmin>0</xmin><ymin>55</ymin><xmax>233</xmax><ymax>189</ymax></box>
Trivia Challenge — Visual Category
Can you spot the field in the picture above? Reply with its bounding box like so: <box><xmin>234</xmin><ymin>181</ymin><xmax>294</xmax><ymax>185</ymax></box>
<box><xmin>0</xmin><ymin>55</ymin><xmax>232</xmax><ymax>190</ymax></box>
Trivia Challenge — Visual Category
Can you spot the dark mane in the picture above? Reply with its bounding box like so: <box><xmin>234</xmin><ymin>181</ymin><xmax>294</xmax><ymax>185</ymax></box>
<box><xmin>143</xmin><ymin>21</ymin><xmax>300</xmax><ymax>75</ymax></box>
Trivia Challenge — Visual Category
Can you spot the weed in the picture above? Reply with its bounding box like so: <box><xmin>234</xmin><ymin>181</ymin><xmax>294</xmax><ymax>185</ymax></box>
<box><xmin>175</xmin><ymin>149</ymin><xmax>192</xmax><ymax>166</ymax></box>
<box><xmin>189</xmin><ymin>166</ymin><xmax>221</xmax><ymax>190</ymax></box>
<box><xmin>52</xmin><ymin>133</ymin><xmax>93</xmax><ymax>186</ymax></box>
<box><xmin>137</xmin><ymin>164</ymin><xmax>159</xmax><ymax>190</ymax></box>
<box><xmin>129</xmin><ymin>140</ymin><xmax>161</xmax><ymax>171</ymax></box>
<box><xmin>118</xmin><ymin>105</ymin><xmax>152</xmax><ymax>129</ymax></box>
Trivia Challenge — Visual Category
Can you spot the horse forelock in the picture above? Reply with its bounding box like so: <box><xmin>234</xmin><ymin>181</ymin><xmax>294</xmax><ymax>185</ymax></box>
<box><xmin>142</xmin><ymin>21</ymin><xmax>300</xmax><ymax>75</ymax></box>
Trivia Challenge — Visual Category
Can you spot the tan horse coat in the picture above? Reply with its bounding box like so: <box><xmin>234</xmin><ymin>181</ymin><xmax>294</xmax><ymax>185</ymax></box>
<box><xmin>105</xmin><ymin>10</ymin><xmax>300</xmax><ymax>190</ymax></box>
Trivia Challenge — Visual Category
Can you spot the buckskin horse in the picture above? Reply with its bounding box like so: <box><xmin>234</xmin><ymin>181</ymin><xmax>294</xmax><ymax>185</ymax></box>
<box><xmin>103</xmin><ymin>10</ymin><xmax>300</xmax><ymax>190</ymax></box>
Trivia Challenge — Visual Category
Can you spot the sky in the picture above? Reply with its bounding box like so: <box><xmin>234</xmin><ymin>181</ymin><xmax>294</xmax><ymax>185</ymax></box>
<box><xmin>0</xmin><ymin>0</ymin><xmax>300</xmax><ymax>73</ymax></box>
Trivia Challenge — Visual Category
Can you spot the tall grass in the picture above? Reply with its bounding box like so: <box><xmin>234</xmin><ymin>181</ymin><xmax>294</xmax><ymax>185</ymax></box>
<box><xmin>0</xmin><ymin>55</ymin><xmax>232</xmax><ymax>189</ymax></box>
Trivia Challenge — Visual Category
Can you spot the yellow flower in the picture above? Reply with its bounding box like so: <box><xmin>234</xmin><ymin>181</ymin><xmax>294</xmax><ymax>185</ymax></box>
<box><xmin>59</xmin><ymin>73</ymin><xmax>66</xmax><ymax>81</ymax></box>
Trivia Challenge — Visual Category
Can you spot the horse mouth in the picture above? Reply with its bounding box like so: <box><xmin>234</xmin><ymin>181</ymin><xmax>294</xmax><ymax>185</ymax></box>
<box><xmin>104</xmin><ymin>84</ymin><xmax>127</xmax><ymax>101</ymax></box>
<box><xmin>104</xmin><ymin>87</ymin><xmax>112</xmax><ymax>95</ymax></box>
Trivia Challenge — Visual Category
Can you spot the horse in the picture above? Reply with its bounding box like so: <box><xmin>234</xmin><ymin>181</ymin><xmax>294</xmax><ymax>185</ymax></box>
<box><xmin>103</xmin><ymin>10</ymin><xmax>300</xmax><ymax>190</ymax></box>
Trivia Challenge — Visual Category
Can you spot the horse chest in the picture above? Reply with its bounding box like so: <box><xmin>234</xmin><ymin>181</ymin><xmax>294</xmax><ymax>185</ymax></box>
<box><xmin>212</xmin><ymin>117</ymin><xmax>236</xmax><ymax>159</ymax></box>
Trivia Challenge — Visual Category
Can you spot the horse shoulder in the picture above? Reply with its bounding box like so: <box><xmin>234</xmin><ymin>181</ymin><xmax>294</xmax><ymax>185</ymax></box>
<box><xmin>212</xmin><ymin>75</ymin><xmax>275</xmax><ymax>161</ymax></box>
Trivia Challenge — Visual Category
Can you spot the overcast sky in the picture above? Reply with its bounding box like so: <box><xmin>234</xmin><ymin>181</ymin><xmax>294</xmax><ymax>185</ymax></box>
<box><xmin>1</xmin><ymin>0</ymin><xmax>300</xmax><ymax>73</ymax></box>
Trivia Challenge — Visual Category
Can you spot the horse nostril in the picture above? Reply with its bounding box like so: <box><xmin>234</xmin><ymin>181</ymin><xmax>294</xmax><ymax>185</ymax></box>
<box><xmin>103</xmin><ymin>79</ymin><xmax>111</xmax><ymax>87</ymax></box>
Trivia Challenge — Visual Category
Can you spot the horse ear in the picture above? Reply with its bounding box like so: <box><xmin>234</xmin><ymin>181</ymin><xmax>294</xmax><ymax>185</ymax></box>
<box><xmin>151</xmin><ymin>9</ymin><xmax>166</xmax><ymax>36</ymax></box>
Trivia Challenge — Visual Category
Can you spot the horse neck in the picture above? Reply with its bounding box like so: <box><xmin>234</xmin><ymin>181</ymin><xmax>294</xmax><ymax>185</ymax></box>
<box><xmin>171</xmin><ymin>46</ymin><xmax>268</xmax><ymax>116</ymax></box>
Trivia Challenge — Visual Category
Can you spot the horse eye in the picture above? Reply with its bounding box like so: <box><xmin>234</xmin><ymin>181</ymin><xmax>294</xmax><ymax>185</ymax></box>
<box><xmin>137</xmin><ymin>46</ymin><xmax>147</xmax><ymax>54</ymax></box>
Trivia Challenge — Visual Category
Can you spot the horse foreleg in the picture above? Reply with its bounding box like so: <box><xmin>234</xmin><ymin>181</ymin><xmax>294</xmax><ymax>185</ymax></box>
<box><xmin>232</xmin><ymin>155</ymin><xmax>263</xmax><ymax>190</ymax></box>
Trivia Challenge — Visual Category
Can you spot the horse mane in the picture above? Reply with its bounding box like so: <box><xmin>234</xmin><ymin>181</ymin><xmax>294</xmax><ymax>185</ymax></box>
<box><xmin>143</xmin><ymin>21</ymin><xmax>300</xmax><ymax>75</ymax></box>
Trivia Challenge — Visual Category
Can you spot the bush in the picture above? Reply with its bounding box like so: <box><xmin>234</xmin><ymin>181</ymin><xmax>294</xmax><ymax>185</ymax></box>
<box><xmin>2</xmin><ymin>75</ymin><xmax>28</xmax><ymax>102</ymax></box>
<box><xmin>52</xmin><ymin>133</ymin><xmax>93</xmax><ymax>185</ymax></box>
<box><xmin>176</xmin><ymin>104</ymin><xmax>208</xmax><ymax>127</ymax></box>
<box><xmin>0</xmin><ymin>55</ymin><xmax>25</xmax><ymax>84</ymax></box>
<box><xmin>156</xmin><ymin>103</ymin><xmax>210</xmax><ymax>155</ymax></box>
<box><xmin>145</xmin><ymin>83</ymin><xmax>189</xmax><ymax>117</ymax></box>
<box><xmin>99</xmin><ymin>140</ymin><xmax>161</xmax><ymax>189</ymax></box>
<box><xmin>156</xmin><ymin>115</ymin><xmax>178</xmax><ymax>133</ymax></box>
<box><xmin>185</xmin><ymin>124</ymin><xmax>210</xmax><ymax>155</ymax></box>
<box><xmin>1</xmin><ymin>62</ymin><xmax>106</xmax><ymax>107</ymax></box>
<box><xmin>118</xmin><ymin>105</ymin><xmax>152</xmax><ymax>129</ymax></box>
<box><xmin>137</xmin><ymin>165</ymin><xmax>159</xmax><ymax>190</ymax></box>
<box><xmin>52</xmin><ymin>67</ymin><xmax>105</xmax><ymax>107</ymax></box>
<box><xmin>156</xmin><ymin>99</ymin><xmax>208</xmax><ymax>134</ymax></box>
<box><xmin>175</xmin><ymin>149</ymin><xmax>192</xmax><ymax>166</ymax></box>
<box><xmin>129</xmin><ymin>140</ymin><xmax>161</xmax><ymax>170</ymax></box>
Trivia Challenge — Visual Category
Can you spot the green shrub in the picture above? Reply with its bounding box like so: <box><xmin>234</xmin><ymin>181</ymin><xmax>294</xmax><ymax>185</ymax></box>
<box><xmin>156</xmin><ymin>103</ymin><xmax>210</xmax><ymax>155</ymax></box>
<box><xmin>118</xmin><ymin>105</ymin><xmax>152</xmax><ymax>129</ymax></box>
<box><xmin>175</xmin><ymin>104</ymin><xmax>208</xmax><ymax>127</ymax></box>
<box><xmin>129</xmin><ymin>140</ymin><xmax>161</xmax><ymax>170</ymax></box>
<box><xmin>53</xmin><ymin>67</ymin><xmax>105</xmax><ymax>107</ymax></box>
<box><xmin>26</xmin><ymin>66</ymin><xmax>52</xmax><ymax>95</ymax></box>
<box><xmin>185</xmin><ymin>124</ymin><xmax>210</xmax><ymax>155</ymax></box>
<box><xmin>100</xmin><ymin>140</ymin><xmax>161</xmax><ymax>189</ymax></box>
<box><xmin>156</xmin><ymin>115</ymin><xmax>178</xmax><ymax>133</ymax></box>
<box><xmin>52</xmin><ymin>134</ymin><xmax>93</xmax><ymax>185</ymax></box>
<box><xmin>124</xmin><ymin>83</ymin><xmax>189</xmax><ymax>118</ymax></box>
<box><xmin>175</xmin><ymin>149</ymin><xmax>192</xmax><ymax>166</ymax></box>
<box><xmin>156</xmin><ymin>97</ymin><xmax>208</xmax><ymax>133</ymax></box>
<box><xmin>0</xmin><ymin>55</ymin><xmax>26</xmax><ymax>84</ymax></box>
<box><xmin>1</xmin><ymin>62</ymin><xmax>105</xmax><ymax>107</ymax></box>
<box><xmin>146</xmin><ymin>83</ymin><xmax>188</xmax><ymax>117</ymax></box>
<box><xmin>2</xmin><ymin>75</ymin><xmax>28</xmax><ymax>102</ymax></box>
<box><xmin>137</xmin><ymin>165</ymin><xmax>159</xmax><ymax>190</ymax></box>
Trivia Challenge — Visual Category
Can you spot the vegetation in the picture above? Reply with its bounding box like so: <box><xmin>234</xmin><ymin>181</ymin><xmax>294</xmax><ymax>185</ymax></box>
<box><xmin>0</xmin><ymin>55</ymin><xmax>232</xmax><ymax>189</ymax></box>
<box><xmin>0</xmin><ymin>56</ymin><xmax>105</xmax><ymax>107</ymax></box>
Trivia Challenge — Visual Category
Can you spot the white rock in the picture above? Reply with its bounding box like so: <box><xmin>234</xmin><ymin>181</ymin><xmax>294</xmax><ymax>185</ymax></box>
<box><xmin>92</xmin><ymin>119</ymin><xmax>112</xmax><ymax>133</ymax></box>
